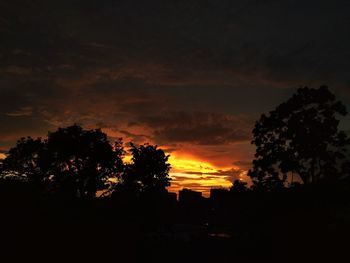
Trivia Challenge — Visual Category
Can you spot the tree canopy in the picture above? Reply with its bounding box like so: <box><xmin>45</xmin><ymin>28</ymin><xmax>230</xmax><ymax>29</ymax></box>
<box><xmin>1</xmin><ymin>137</ymin><xmax>47</xmax><ymax>185</ymax></box>
<box><xmin>118</xmin><ymin>143</ymin><xmax>171</xmax><ymax>195</ymax></box>
<box><xmin>0</xmin><ymin>125</ymin><xmax>173</xmax><ymax>199</ymax></box>
<box><xmin>46</xmin><ymin>125</ymin><xmax>124</xmax><ymax>198</ymax></box>
<box><xmin>0</xmin><ymin>125</ymin><xmax>124</xmax><ymax>198</ymax></box>
<box><xmin>248</xmin><ymin>86</ymin><xmax>350</xmax><ymax>190</ymax></box>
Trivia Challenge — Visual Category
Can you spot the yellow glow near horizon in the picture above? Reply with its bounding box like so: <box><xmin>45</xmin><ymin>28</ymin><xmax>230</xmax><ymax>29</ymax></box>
<box><xmin>168</xmin><ymin>153</ymin><xmax>241</xmax><ymax>197</ymax></box>
<box><xmin>168</xmin><ymin>153</ymin><xmax>233</xmax><ymax>174</ymax></box>
<box><xmin>123</xmin><ymin>150</ymin><xmax>235</xmax><ymax>175</ymax></box>
<box><xmin>122</xmin><ymin>150</ymin><xmax>246</xmax><ymax>197</ymax></box>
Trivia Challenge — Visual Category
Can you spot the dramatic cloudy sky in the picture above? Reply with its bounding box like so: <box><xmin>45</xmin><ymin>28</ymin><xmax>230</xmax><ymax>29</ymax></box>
<box><xmin>1</xmin><ymin>0</ymin><xmax>350</xmax><ymax>195</ymax></box>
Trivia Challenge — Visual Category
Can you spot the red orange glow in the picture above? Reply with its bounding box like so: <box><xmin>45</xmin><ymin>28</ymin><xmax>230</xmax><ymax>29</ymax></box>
<box><xmin>168</xmin><ymin>152</ymin><xmax>247</xmax><ymax>197</ymax></box>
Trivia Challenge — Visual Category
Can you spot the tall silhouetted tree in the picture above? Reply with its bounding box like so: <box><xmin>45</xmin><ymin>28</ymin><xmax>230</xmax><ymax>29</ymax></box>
<box><xmin>46</xmin><ymin>125</ymin><xmax>124</xmax><ymax>198</ymax></box>
<box><xmin>249</xmin><ymin>86</ymin><xmax>350</xmax><ymax>190</ymax></box>
<box><xmin>119</xmin><ymin>143</ymin><xmax>171</xmax><ymax>195</ymax></box>
<box><xmin>0</xmin><ymin>125</ymin><xmax>124</xmax><ymax>198</ymax></box>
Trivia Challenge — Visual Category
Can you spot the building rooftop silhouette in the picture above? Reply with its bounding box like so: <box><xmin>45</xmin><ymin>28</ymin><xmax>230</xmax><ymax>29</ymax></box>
<box><xmin>179</xmin><ymin>188</ymin><xmax>203</xmax><ymax>204</ymax></box>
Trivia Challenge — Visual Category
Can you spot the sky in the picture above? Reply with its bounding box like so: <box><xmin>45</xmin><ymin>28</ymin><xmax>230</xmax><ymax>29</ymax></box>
<box><xmin>1</xmin><ymin>0</ymin><xmax>350</xmax><ymax>196</ymax></box>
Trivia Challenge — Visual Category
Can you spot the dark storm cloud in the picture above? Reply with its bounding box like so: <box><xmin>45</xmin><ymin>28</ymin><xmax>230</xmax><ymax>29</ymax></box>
<box><xmin>118</xmin><ymin>130</ymin><xmax>152</xmax><ymax>142</ymax></box>
<box><xmin>1</xmin><ymin>0</ymin><xmax>350</xmax><ymax>156</ymax></box>
<box><xmin>2</xmin><ymin>0</ymin><xmax>350</xmax><ymax>82</ymax></box>
<box><xmin>137</xmin><ymin>111</ymin><xmax>251</xmax><ymax>145</ymax></box>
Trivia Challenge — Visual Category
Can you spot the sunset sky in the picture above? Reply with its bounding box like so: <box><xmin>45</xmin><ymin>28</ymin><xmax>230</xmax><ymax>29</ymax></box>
<box><xmin>1</xmin><ymin>0</ymin><xmax>350</xmax><ymax>196</ymax></box>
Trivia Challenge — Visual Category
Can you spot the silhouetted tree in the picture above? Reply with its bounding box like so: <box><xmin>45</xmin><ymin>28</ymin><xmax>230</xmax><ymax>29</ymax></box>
<box><xmin>0</xmin><ymin>125</ymin><xmax>124</xmax><ymax>198</ymax></box>
<box><xmin>0</xmin><ymin>137</ymin><xmax>49</xmax><ymax>189</ymax></box>
<box><xmin>119</xmin><ymin>143</ymin><xmax>171</xmax><ymax>195</ymax></box>
<box><xmin>46</xmin><ymin>125</ymin><xmax>124</xmax><ymax>198</ymax></box>
<box><xmin>249</xmin><ymin>86</ymin><xmax>350</xmax><ymax>190</ymax></box>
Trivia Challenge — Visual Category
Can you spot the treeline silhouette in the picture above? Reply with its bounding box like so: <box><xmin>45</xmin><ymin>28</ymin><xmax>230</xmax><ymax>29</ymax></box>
<box><xmin>0</xmin><ymin>86</ymin><xmax>349</xmax><ymax>262</ymax></box>
<box><xmin>0</xmin><ymin>124</ymin><xmax>170</xmax><ymax>200</ymax></box>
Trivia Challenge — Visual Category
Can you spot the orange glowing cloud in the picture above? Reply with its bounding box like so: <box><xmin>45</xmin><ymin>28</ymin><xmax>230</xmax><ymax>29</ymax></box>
<box><xmin>119</xmin><ymin>147</ymin><xmax>249</xmax><ymax>197</ymax></box>
<box><xmin>167</xmin><ymin>152</ymin><xmax>248</xmax><ymax>197</ymax></box>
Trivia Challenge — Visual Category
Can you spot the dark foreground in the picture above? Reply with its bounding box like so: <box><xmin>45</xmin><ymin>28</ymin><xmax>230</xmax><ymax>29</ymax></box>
<box><xmin>1</xmin><ymin>181</ymin><xmax>350</xmax><ymax>262</ymax></box>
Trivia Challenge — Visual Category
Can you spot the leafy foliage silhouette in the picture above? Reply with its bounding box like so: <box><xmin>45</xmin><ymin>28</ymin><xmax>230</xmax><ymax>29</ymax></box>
<box><xmin>248</xmin><ymin>86</ymin><xmax>350</xmax><ymax>190</ymax></box>
<box><xmin>0</xmin><ymin>125</ymin><xmax>173</xmax><ymax>199</ymax></box>
<box><xmin>0</xmin><ymin>114</ymin><xmax>350</xmax><ymax>262</ymax></box>
<box><xmin>0</xmin><ymin>125</ymin><xmax>124</xmax><ymax>198</ymax></box>
<box><xmin>117</xmin><ymin>143</ymin><xmax>171</xmax><ymax>196</ymax></box>
<box><xmin>45</xmin><ymin>125</ymin><xmax>124</xmax><ymax>198</ymax></box>
<box><xmin>1</xmin><ymin>137</ymin><xmax>48</xmax><ymax>188</ymax></box>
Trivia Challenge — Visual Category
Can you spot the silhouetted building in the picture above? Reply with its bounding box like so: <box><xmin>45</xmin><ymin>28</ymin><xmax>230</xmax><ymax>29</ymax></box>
<box><xmin>179</xmin><ymin>188</ymin><xmax>203</xmax><ymax>205</ymax></box>
<box><xmin>167</xmin><ymin>192</ymin><xmax>177</xmax><ymax>203</ymax></box>
<box><xmin>210</xmin><ymin>188</ymin><xmax>230</xmax><ymax>206</ymax></box>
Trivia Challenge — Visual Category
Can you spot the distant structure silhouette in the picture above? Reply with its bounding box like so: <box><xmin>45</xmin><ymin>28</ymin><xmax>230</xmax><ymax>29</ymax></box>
<box><xmin>210</xmin><ymin>188</ymin><xmax>230</xmax><ymax>200</ymax></box>
<box><xmin>179</xmin><ymin>188</ymin><xmax>203</xmax><ymax>204</ymax></box>
<box><xmin>230</xmin><ymin>180</ymin><xmax>248</xmax><ymax>193</ymax></box>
